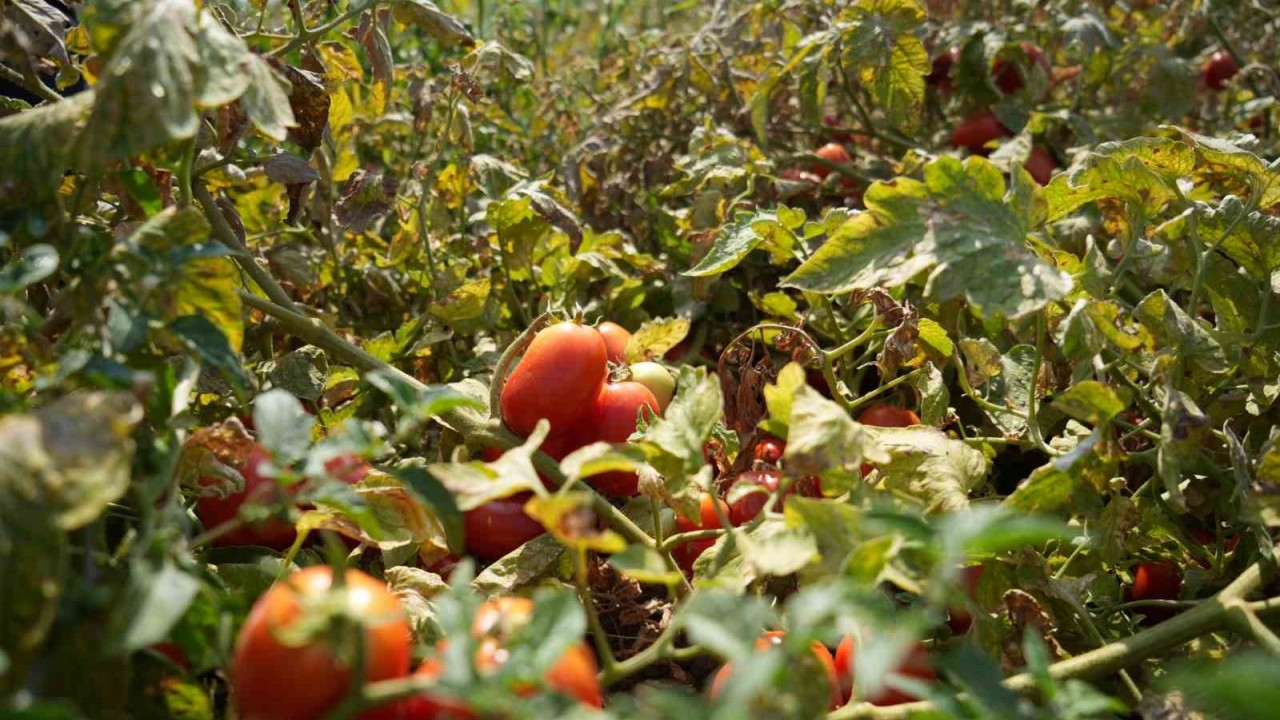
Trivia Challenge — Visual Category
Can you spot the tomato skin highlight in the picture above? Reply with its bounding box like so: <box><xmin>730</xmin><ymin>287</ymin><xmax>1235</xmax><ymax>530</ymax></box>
<box><xmin>574</xmin><ymin>381</ymin><xmax>660</xmax><ymax>497</ymax></box>
<box><xmin>991</xmin><ymin>41</ymin><xmax>1050</xmax><ymax>94</ymax></box>
<box><xmin>500</xmin><ymin>323</ymin><xmax>608</xmax><ymax>437</ymax></box>
<box><xmin>834</xmin><ymin>637</ymin><xmax>936</xmax><ymax>706</ymax></box>
<box><xmin>949</xmin><ymin>111</ymin><xmax>1011</xmax><ymax>154</ymax></box>
<box><xmin>710</xmin><ymin>631</ymin><xmax>843</xmax><ymax>711</ymax></box>
<box><xmin>196</xmin><ymin>444</ymin><xmax>297</xmax><ymax>550</ymax></box>
<box><xmin>1202</xmin><ymin>50</ymin><xmax>1239</xmax><ymax>90</ymax></box>
<box><xmin>597</xmin><ymin>321</ymin><xmax>632</xmax><ymax>364</ymax></box>
<box><xmin>672</xmin><ymin>493</ymin><xmax>728</xmax><ymax>574</ymax></box>
<box><xmin>1023</xmin><ymin>146</ymin><xmax>1057</xmax><ymax>185</ymax></box>
<box><xmin>231</xmin><ymin>566</ymin><xmax>411</xmax><ymax>720</ymax></box>
<box><xmin>463</xmin><ymin>492</ymin><xmax>546</xmax><ymax>561</ymax></box>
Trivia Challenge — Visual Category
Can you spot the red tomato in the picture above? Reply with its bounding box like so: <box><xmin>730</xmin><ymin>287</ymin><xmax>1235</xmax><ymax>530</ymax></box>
<box><xmin>425</xmin><ymin>554</ymin><xmax>460</xmax><ymax>580</ymax></box>
<box><xmin>857</xmin><ymin>404</ymin><xmax>921</xmax><ymax>428</ymax></box>
<box><xmin>196</xmin><ymin>444</ymin><xmax>297</xmax><ymax>550</ymax></box>
<box><xmin>710</xmin><ymin>631</ymin><xmax>842</xmax><ymax>711</ymax></box>
<box><xmin>596</xmin><ymin>321</ymin><xmax>631</xmax><ymax>364</ymax></box>
<box><xmin>231</xmin><ymin>567</ymin><xmax>411</xmax><ymax>720</ymax></box>
<box><xmin>834</xmin><ymin>636</ymin><xmax>936</xmax><ymax>706</ymax></box>
<box><xmin>672</xmin><ymin>493</ymin><xmax>728</xmax><ymax>574</ymax></box>
<box><xmin>949</xmin><ymin>111</ymin><xmax>1010</xmax><ymax>154</ymax></box>
<box><xmin>574</xmin><ymin>381</ymin><xmax>660</xmax><ymax>497</ymax></box>
<box><xmin>927</xmin><ymin>47</ymin><xmax>960</xmax><ymax>92</ymax></box>
<box><xmin>463</xmin><ymin>492</ymin><xmax>546</xmax><ymax>561</ymax></box>
<box><xmin>500</xmin><ymin>323</ymin><xmax>608</xmax><ymax>437</ymax></box>
<box><xmin>1123</xmin><ymin>561</ymin><xmax>1182</xmax><ymax>624</ymax></box>
<box><xmin>1125</xmin><ymin>561</ymin><xmax>1182</xmax><ymax>601</ymax></box>
<box><xmin>813</xmin><ymin>142</ymin><xmax>853</xmax><ymax>181</ymax></box>
<box><xmin>1202</xmin><ymin>50</ymin><xmax>1239</xmax><ymax>91</ymax></box>
<box><xmin>726</xmin><ymin>469</ymin><xmax>820</xmax><ymax>525</ymax></box>
<box><xmin>1023</xmin><ymin>146</ymin><xmax>1057</xmax><ymax>185</ymax></box>
<box><xmin>991</xmin><ymin>41</ymin><xmax>1050</xmax><ymax>94</ymax></box>
<box><xmin>946</xmin><ymin>565</ymin><xmax>985</xmax><ymax>634</ymax></box>
<box><xmin>752</xmin><ymin>436</ymin><xmax>786</xmax><ymax>466</ymax></box>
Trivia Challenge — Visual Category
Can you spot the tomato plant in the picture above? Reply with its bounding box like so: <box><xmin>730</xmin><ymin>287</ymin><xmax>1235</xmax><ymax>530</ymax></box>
<box><xmin>834</xmin><ymin>637</ymin><xmax>936</xmax><ymax>707</ymax></box>
<box><xmin>574</xmin><ymin>380</ymin><xmax>660</xmax><ymax>497</ymax></box>
<box><xmin>710</xmin><ymin>631</ymin><xmax>843</xmax><ymax>712</ymax></box>
<box><xmin>596</xmin><ymin>321</ymin><xmax>632</xmax><ymax>365</ymax></box>
<box><xmin>462</xmin><ymin>493</ymin><xmax>546</xmax><ymax>561</ymax></box>
<box><xmin>628</xmin><ymin>361</ymin><xmax>676</xmax><ymax>411</ymax></box>
<box><xmin>671</xmin><ymin>493</ymin><xmax>729</xmax><ymax>574</ymax></box>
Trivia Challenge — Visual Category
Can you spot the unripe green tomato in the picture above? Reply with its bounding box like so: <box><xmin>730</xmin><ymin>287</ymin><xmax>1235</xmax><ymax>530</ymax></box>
<box><xmin>629</xmin><ymin>362</ymin><xmax>675</xmax><ymax>411</ymax></box>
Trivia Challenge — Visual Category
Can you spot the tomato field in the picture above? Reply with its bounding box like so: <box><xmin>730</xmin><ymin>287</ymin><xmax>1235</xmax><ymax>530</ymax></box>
<box><xmin>3</xmin><ymin>1</ymin><xmax>1280</xmax><ymax>718</ymax></box>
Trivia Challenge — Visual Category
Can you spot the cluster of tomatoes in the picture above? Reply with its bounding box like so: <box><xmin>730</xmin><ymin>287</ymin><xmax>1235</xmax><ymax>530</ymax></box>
<box><xmin>458</xmin><ymin>321</ymin><xmax>676</xmax><ymax>562</ymax></box>
<box><xmin>230</xmin><ymin>566</ymin><xmax>601</xmax><ymax>720</ymax></box>
<box><xmin>932</xmin><ymin>41</ymin><xmax>1058</xmax><ymax>184</ymax></box>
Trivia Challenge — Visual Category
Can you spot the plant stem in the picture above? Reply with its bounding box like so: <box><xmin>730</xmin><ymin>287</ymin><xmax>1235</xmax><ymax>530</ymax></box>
<box><xmin>196</xmin><ymin>183</ymin><xmax>301</xmax><ymax>313</ymax></box>
<box><xmin>575</xmin><ymin>548</ymin><xmax>619</xmax><ymax>673</ymax></box>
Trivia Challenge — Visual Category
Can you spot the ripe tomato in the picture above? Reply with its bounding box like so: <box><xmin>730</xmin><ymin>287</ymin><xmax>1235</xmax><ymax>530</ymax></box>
<box><xmin>812</xmin><ymin>142</ymin><xmax>853</xmax><ymax>180</ymax></box>
<box><xmin>1202</xmin><ymin>50</ymin><xmax>1239</xmax><ymax>91</ymax></box>
<box><xmin>672</xmin><ymin>493</ymin><xmax>728</xmax><ymax>574</ymax></box>
<box><xmin>752</xmin><ymin>435</ymin><xmax>786</xmax><ymax>466</ymax></box>
<box><xmin>1124</xmin><ymin>561</ymin><xmax>1182</xmax><ymax>624</ymax></box>
<box><xmin>574</xmin><ymin>381</ymin><xmax>660</xmax><ymax>497</ymax></box>
<box><xmin>463</xmin><ymin>492</ymin><xmax>546</xmax><ymax>561</ymax></box>
<box><xmin>726</xmin><ymin>469</ymin><xmax>820</xmax><ymax>525</ymax></box>
<box><xmin>857</xmin><ymin>404</ymin><xmax>921</xmax><ymax>428</ymax></box>
<box><xmin>629</xmin><ymin>361</ymin><xmax>676</xmax><ymax>411</ymax></box>
<box><xmin>927</xmin><ymin>47</ymin><xmax>960</xmax><ymax>92</ymax></box>
<box><xmin>950</xmin><ymin>111</ymin><xmax>1010</xmax><ymax>154</ymax></box>
<box><xmin>834</xmin><ymin>636</ymin><xmax>936</xmax><ymax>706</ymax></box>
<box><xmin>196</xmin><ymin>444</ymin><xmax>297</xmax><ymax>550</ymax></box>
<box><xmin>500</xmin><ymin>322</ymin><xmax>608</xmax><ymax>438</ymax></box>
<box><xmin>231</xmin><ymin>566</ymin><xmax>411</xmax><ymax>720</ymax></box>
<box><xmin>596</xmin><ymin>321</ymin><xmax>631</xmax><ymax>364</ymax></box>
<box><xmin>946</xmin><ymin>565</ymin><xmax>985</xmax><ymax>634</ymax></box>
<box><xmin>710</xmin><ymin>631</ymin><xmax>842</xmax><ymax>711</ymax></box>
<box><xmin>1125</xmin><ymin>561</ymin><xmax>1182</xmax><ymax>601</ymax></box>
<box><xmin>149</xmin><ymin>642</ymin><xmax>191</xmax><ymax>671</ymax></box>
<box><xmin>404</xmin><ymin>597</ymin><xmax>599</xmax><ymax>710</ymax></box>
<box><xmin>991</xmin><ymin>41</ymin><xmax>1050</xmax><ymax>95</ymax></box>
<box><xmin>1023</xmin><ymin>146</ymin><xmax>1057</xmax><ymax>185</ymax></box>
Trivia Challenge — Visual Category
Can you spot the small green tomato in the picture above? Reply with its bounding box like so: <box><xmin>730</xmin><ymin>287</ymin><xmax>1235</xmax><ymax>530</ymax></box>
<box><xmin>629</xmin><ymin>361</ymin><xmax>675</xmax><ymax>411</ymax></box>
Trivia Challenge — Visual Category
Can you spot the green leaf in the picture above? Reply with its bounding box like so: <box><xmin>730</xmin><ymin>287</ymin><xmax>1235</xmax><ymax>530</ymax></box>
<box><xmin>1044</xmin><ymin>136</ymin><xmax>1192</xmax><ymax>221</ymax></box>
<box><xmin>0</xmin><ymin>91</ymin><xmax>93</xmax><ymax>207</ymax></box>
<box><xmin>107</xmin><ymin>559</ymin><xmax>200</xmax><ymax>655</ymax></box>
<box><xmin>684</xmin><ymin>211</ymin><xmax>797</xmax><ymax>277</ymax></box>
<box><xmin>252</xmin><ymin>389</ymin><xmax>314</xmax><ymax>463</ymax></box>
<box><xmin>786</xmin><ymin>387</ymin><xmax>886</xmax><ymax>477</ymax></box>
<box><xmin>0</xmin><ymin>392</ymin><xmax>142</xmax><ymax>531</ymax></box>
<box><xmin>841</xmin><ymin>0</ymin><xmax>929</xmax><ymax>126</ymax></box>
<box><xmin>526</xmin><ymin>493</ymin><xmax>627</xmax><ymax>554</ymax></box>
<box><xmin>389</xmin><ymin>0</ymin><xmax>476</xmax><ymax>47</ymax></box>
<box><xmin>871</xmin><ymin>426</ymin><xmax>988</xmax><ymax>513</ymax></box>
<box><xmin>610</xmin><ymin>544</ymin><xmax>684</xmax><ymax>586</ymax></box>
<box><xmin>1163</xmin><ymin>651</ymin><xmax>1280</xmax><ymax>719</ymax></box>
<box><xmin>472</xmin><ymin>534</ymin><xmax>567</xmax><ymax>593</ymax></box>
<box><xmin>1052</xmin><ymin>381</ymin><xmax>1131</xmax><ymax>425</ymax></box>
<box><xmin>1134</xmin><ymin>290</ymin><xmax>1228</xmax><ymax>374</ymax></box>
<box><xmin>622</xmin><ymin>317</ymin><xmax>690</xmax><ymax>363</ymax></box>
<box><xmin>677</xmin><ymin>589</ymin><xmax>774</xmax><ymax>659</ymax></box>
<box><xmin>784</xmin><ymin>156</ymin><xmax>1071</xmax><ymax>318</ymax></box>
<box><xmin>1005</xmin><ymin>428</ymin><xmax>1109</xmax><ymax>515</ymax></box>
<box><xmin>0</xmin><ymin>244</ymin><xmax>59</xmax><ymax>294</ymax></box>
